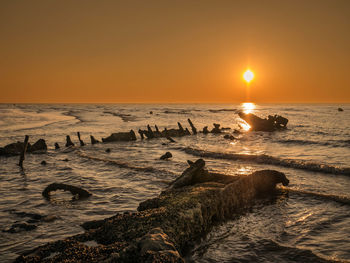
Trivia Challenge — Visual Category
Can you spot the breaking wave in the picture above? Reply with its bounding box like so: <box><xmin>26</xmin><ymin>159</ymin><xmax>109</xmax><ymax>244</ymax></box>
<box><xmin>180</xmin><ymin>147</ymin><xmax>350</xmax><ymax>176</ymax></box>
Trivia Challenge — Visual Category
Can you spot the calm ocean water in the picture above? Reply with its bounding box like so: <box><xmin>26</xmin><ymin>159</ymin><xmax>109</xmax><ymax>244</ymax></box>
<box><xmin>0</xmin><ymin>103</ymin><xmax>349</xmax><ymax>262</ymax></box>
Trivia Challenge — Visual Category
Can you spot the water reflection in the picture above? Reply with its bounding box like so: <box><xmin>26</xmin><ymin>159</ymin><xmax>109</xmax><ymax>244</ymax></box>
<box><xmin>241</xmin><ymin>102</ymin><xmax>256</xmax><ymax>114</ymax></box>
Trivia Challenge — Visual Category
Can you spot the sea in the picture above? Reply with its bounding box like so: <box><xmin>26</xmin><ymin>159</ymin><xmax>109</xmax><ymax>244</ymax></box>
<box><xmin>0</xmin><ymin>103</ymin><xmax>349</xmax><ymax>262</ymax></box>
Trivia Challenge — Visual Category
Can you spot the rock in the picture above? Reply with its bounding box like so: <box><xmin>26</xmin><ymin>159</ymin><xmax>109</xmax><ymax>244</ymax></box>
<box><xmin>160</xmin><ymin>152</ymin><xmax>172</xmax><ymax>160</ymax></box>
<box><xmin>42</xmin><ymin>183</ymin><xmax>92</xmax><ymax>200</ymax></box>
<box><xmin>150</xmin><ymin>111</ymin><xmax>153</xmax><ymax>114</ymax></box>
<box><xmin>2</xmin><ymin>141</ymin><xmax>31</xmax><ymax>156</ymax></box>
<box><xmin>211</xmin><ymin>123</ymin><xmax>221</xmax><ymax>133</ymax></box>
<box><xmin>41</xmin><ymin>160</ymin><xmax>47</xmax><ymax>165</ymax></box>
<box><xmin>0</xmin><ymin>138</ymin><xmax>47</xmax><ymax>156</ymax></box>
<box><xmin>30</xmin><ymin>139</ymin><xmax>47</xmax><ymax>153</ymax></box>
<box><xmin>202</xmin><ymin>126</ymin><xmax>209</xmax><ymax>134</ymax></box>
<box><xmin>136</xmin><ymin>228</ymin><xmax>184</xmax><ymax>263</ymax></box>
<box><xmin>102</xmin><ymin>130</ymin><xmax>137</xmax><ymax>142</ymax></box>
<box><xmin>223</xmin><ymin>134</ymin><xmax>235</xmax><ymax>140</ymax></box>
<box><xmin>90</xmin><ymin>135</ymin><xmax>100</xmax><ymax>144</ymax></box>
<box><xmin>65</xmin><ymin>135</ymin><xmax>75</xmax><ymax>147</ymax></box>
<box><xmin>54</xmin><ymin>143</ymin><xmax>60</xmax><ymax>150</ymax></box>
<box><xmin>338</xmin><ymin>107</ymin><xmax>344</xmax><ymax>112</ymax></box>
<box><xmin>105</xmin><ymin>148</ymin><xmax>111</xmax><ymax>153</ymax></box>
<box><xmin>238</xmin><ymin>112</ymin><xmax>288</xmax><ymax>131</ymax></box>
<box><xmin>17</xmin><ymin>159</ymin><xmax>289</xmax><ymax>263</ymax></box>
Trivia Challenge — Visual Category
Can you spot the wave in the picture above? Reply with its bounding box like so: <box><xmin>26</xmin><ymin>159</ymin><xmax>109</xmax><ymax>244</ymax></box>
<box><xmin>209</xmin><ymin>108</ymin><xmax>237</xmax><ymax>113</ymax></box>
<box><xmin>276</xmin><ymin>139</ymin><xmax>350</xmax><ymax>148</ymax></box>
<box><xmin>75</xmin><ymin>150</ymin><xmax>176</xmax><ymax>176</ymax></box>
<box><xmin>180</xmin><ymin>147</ymin><xmax>350</xmax><ymax>176</ymax></box>
<box><xmin>103</xmin><ymin>111</ymin><xmax>138</xmax><ymax>122</ymax></box>
<box><xmin>279</xmin><ymin>187</ymin><xmax>350</xmax><ymax>206</ymax></box>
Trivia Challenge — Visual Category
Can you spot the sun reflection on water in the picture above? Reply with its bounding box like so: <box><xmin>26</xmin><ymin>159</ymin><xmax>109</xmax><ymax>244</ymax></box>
<box><xmin>241</xmin><ymin>102</ymin><xmax>256</xmax><ymax>114</ymax></box>
<box><xmin>238</xmin><ymin>119</ymin><xmax>251</xmax><ymax>131</ymax></box>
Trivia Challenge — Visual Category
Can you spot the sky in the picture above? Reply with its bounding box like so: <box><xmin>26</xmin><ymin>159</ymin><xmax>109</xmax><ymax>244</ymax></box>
<box><xmin>0</xmin><ymin>0</ymin><xmax>349</xmax><ymax>103</ymax></box>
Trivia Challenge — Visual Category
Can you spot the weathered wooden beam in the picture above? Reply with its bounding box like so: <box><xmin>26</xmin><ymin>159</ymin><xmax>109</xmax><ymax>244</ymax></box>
<box><xmin>18</xmin><ymin>135</ymin><xmax>29</xmax><ymax>169</ymax></box>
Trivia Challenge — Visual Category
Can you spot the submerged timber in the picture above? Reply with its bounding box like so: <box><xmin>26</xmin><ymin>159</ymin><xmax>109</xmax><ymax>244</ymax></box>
<box><xmin>16</xmin><ymin>159</ymin><xmax>289</xmax><ymax>263</ymax></box>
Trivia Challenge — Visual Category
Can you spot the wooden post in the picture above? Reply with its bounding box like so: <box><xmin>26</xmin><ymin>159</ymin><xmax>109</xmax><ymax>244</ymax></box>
<box><xmin>19</xmin><ymin>135</ymin><xmax>29</xmax><ymax>169</ymax></box>
<box><xmin>77</xmin><ymin>132</ymin><xmax>85</xmax><ymax>146</ymax></box>
<box><xmin>187</xmin><ymin>118</ymin><xmax>197</xmax><ymax>134</ymax></box>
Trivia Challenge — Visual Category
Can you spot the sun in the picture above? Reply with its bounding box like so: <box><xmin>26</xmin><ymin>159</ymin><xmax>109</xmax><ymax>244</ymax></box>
<box><xmin>243</xmin><ymin>69</ymin><xmax>254</xmax><ymax>83</ymax></box>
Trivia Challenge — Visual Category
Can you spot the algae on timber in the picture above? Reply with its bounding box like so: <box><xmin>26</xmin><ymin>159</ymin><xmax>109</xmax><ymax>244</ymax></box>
<box><xmin>15</xmin><ymin>159</ymin><xmax>289</xmax><ymax>263</ymax></box>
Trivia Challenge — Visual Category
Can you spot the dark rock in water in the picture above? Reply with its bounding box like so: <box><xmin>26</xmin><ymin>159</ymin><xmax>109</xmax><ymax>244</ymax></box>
<box><xmin>0</xmin><ymin>138</ymin><xmax>47</xmax><ymax>156</ymax></box>
<box><xmin>65</xmin><ymin>135</ymin><xmax>75</xmax><ymax>147</ymax></box>
<box><xmin>90</xmin><ymin>135</ymin><xmax>100</xmax><ymax>145</ymax></box>
<box><xmin>105</xmin><ymin>148</ymin><xmax>111</xmax><ymax>153</ymax></box>
<box><xmin>2</xmin><ymin>141</ymin><xmax>31</xmax><ymax>156</ymax></box>
<box><xmin>54</xmin><ymin>142</ymin><xmax>60</xmax><ymax>150</ymax></box>
<box><xmin>41</xmin><ymin>160</ymin><xmax>47</xmax><ymax>165</ymax></box>
<box><xmin>224</xmin><ymin>134</ymin><xmax>235</xmax><ymax>140</ymax></box>
<box><xmin>17</xmin><ymin>159</ymin><xmax>289</xmax><ymax>262</ymax></box>
<box><xmin>30</xmin><ymin>139</ymin><xmax>47</xmax><ymax>153</ymax></box>
<box><xmin>211</xmin><ymin>123</ymin><xmax>221</xmax><ymax>133</ymax></box>
<box><xmin>238</xmin><ymin>112</ymin><xmax>288</xmax><ymax>131</ymax></box>
<box><xmin>338</xmin><ymin>107</ymin><xmax>344</xmax><ymax>112</ymax></box>
<box><xmin>202</xmin><ymin>126</ymin><xmax>209</xmax><ymax>134</ymax></box>
<box><xmin>102</xmin><ymin>130</ymin><xmax>137</xmax><ymax>142</ymax></box>
<box><xmin>3</xmin><ymin>223</ymin><xmax>37</xmax><ymax>233</ymax></box>
<box><xmin>160</xmin><ymin>152</ymin><xmax>172</xmax><ymax>160</ymax></box>
<box><xmin>42</xmin><ymin>183</ymin><xmax>92</xmax><ymax>200</ymax></box>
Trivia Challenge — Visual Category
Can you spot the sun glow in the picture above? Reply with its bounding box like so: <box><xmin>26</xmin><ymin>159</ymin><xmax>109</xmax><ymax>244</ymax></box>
<box><xmin>241</xmin><ymin>102</ymin><xmax>256</xmax><ymax>114</ymax></box>
<box><xmin>243</xmin><ymin>69</ymin><xmax>254</xmax><ymax>83</ymax></box>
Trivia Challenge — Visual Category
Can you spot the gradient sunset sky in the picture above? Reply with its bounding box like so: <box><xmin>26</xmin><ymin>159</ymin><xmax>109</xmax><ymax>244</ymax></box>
<box><xmin>1</xmin><ymin>0</ymin><xmax>349</xmax><ymax>103</ymax></box>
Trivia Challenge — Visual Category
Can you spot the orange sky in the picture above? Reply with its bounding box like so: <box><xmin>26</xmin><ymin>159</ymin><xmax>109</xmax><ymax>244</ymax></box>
<box><xmin>0</xmin><ymin>0</ymin><xmax>349</xmax><ymax>103</ymax></box>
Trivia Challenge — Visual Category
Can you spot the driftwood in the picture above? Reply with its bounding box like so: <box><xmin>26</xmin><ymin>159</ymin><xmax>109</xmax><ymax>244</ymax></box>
<box><xmin>17</xmin><ymin>159</ymin><xmax>289</xmax><ymax>263</ymax></box>
<box><xmin>102</xmin><ymin>130</ymin><xmax>137</xmax><ymax>143</ymax></box>
<box><xmin>18</xmin><ymin>135</ymin><xmax>29</xmax><ymax>168</ymax></box>
<box><xmin>238</xmin><ymin>112</ymin><xmax>288</xmax><ymax>131</ymax></box>
<box><xmin>77</xmin><ymin>132</ymin><xmax>85</xmax><ymax>146</ymax></box>
<box><xmin>188</xmin><ymin>118</ymin><xmax>197</xmax><ymax>134</ymax></box>
<box><xmin>90</xmin><ymin>135</ymin><xmax>100</xmax><ymax>145</ymax></box>
<box><xmin>42</xmin><ymin>183</ymin><xmax>92</xmax><ymax>200</ymax></box>
<box><xmin>65</xmin><ymin>135</ymin><xmax>75</xmax><ymax>147</ymax></box>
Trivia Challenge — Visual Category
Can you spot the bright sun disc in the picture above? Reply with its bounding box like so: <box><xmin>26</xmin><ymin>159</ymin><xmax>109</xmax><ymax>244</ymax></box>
<box><xmin>243</xmin><ymin>70</ymin><xmax>254</xmax><ymax>83</ymax></box>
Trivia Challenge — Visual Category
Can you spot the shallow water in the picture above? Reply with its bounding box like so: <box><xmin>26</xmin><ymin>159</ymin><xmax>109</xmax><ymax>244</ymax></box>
<box><xmin>0</xmin><ymin>103</ymin><xmax>349</xmax><ymax>262</ymax></box>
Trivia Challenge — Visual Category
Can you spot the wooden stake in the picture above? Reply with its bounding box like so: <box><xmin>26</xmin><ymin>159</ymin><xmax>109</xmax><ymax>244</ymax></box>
<box><xmin>19</xmin><ymin>135</ymin><xmax>29</xmax><ymax>169</ymax></box>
